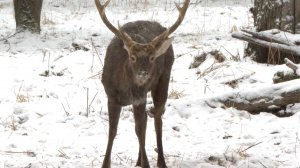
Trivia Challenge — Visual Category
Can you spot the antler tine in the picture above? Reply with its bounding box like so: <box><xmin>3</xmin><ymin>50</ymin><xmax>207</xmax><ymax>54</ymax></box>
<box><xmin>151</xmin><ymin>0</ymin><xmax>190</xmax><ymax>46</ymax></box>
<box><xmin>95</xmin><ymin>0</ymin><xmax>133</xmax><ymax>44</ymax></box>
<box><xmin>169</xmin><ymin>0</ymin><xmax>190</xmax><ymax>35</ymax></box>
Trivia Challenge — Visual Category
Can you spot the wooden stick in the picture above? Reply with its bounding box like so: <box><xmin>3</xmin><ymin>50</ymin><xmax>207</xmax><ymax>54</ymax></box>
<box><xmin>284</xmin><ymin>58</ymin><xmax>298</xmax><ymax>72</ymax></box>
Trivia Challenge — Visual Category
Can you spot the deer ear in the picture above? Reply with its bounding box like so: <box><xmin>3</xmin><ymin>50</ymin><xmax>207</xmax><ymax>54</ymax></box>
<box><xmin>154</xmin><ymin>37</ymin><xmax>174</xmax><ymax>58</ymax></box>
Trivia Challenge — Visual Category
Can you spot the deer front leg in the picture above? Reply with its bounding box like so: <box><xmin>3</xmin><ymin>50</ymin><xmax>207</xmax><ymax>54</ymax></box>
<box><xmin>102</xmin><ymin>100</ymin><xmax>121</xmax><ymax>168</ymax></box>
<box><xmin>133</xmin><ymin>102</ymin><xmax>150</xmax><ymax>168</ymax></box>
<box><xmin>154</xmin><ymin>112</ymin><xmax>167</xmax><ymax>168</ymax></box>
<box><xmin>151</xmin><ymin>75</ymin><xmax>171</xmax><ymax>168</ymax></box>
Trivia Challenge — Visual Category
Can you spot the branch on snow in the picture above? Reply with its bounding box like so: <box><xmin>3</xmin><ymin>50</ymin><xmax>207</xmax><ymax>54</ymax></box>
<box><xmin>285</xmin><ymin>58</ymin><xmax>300</xmax><ymax>76</ymax></box>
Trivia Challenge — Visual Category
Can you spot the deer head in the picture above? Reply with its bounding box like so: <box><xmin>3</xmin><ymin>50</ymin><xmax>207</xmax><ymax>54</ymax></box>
<box><xmin>95</xmin><ymin>0</ymin><xmax>189</xmax><ymax>86</ymax></box>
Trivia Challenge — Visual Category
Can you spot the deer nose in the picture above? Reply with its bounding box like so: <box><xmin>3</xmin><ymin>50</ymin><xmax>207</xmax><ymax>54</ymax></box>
<box><xmin>138</xmin><ymin>71</ymin><xmax>149</xmax><ymax>77</ymax></box>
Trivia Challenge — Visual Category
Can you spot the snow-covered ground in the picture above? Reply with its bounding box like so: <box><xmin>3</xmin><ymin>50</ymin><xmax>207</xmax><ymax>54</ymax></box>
<box><xmin>0</xmin><ymin>0</ymin><xmax>299</xmax><ymax>167</ymax></box>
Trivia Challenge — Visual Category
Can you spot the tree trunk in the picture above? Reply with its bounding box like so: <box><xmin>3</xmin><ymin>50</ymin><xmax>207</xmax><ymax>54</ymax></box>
<box><xmin>13</xmin><ymin>0</ymin><xmax>43</xmax><ymax>33</ymax></box>
<box><xmin>247</xmin><ymin>0</ymin><xmax>300</xmax><ymax>64</ymax></box>
<box><xmin>296</xmin><ymin>0</ymin><xmax>300</xmax><ymax>33</ymax></box>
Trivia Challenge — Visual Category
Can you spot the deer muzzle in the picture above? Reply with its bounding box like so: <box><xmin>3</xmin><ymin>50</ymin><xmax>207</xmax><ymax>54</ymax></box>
<box><xmin>136</xmin><ymin>71</ymin><xmax>150</xmax><ymax>85</ymax></box>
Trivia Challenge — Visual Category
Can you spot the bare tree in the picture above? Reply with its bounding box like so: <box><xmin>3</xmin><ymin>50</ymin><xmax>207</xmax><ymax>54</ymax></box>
<box><xmin>13</xmin><ymin>0</ymin><xmax>43</xmax><ymax>33</ymax></box>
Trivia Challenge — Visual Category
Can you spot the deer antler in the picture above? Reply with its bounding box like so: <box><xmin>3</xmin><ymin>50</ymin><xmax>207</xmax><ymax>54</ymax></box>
<box><xmin>151</xmin><ymin>0</ymin><xmax>190</xmax><ymax>46</ymax></box>
<box><xmin>94</xmin><ymin>0</ymin><xmax>135</xmax><ymax>46</ymax></box>
<box><xmin>95</xmin><ymin>0</ymin><xmax>190</xmax><ymax>47</ymax></box>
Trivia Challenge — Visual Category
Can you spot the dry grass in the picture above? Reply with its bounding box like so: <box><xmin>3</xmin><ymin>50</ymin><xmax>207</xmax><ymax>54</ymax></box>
<box><xmin>0</xmin><ymin>2</ymin><xmax>10</xmax><ymax>9</ymax></box>
<box><xmin>42</xmin><ymin>11</ymin><xmax>55</xmax><ymax>25</ymax></box>
<box><xmin>189</xmin><ymin>52</ymin><xmax>207</xmax><ymax>69</ymax></box>
<box><xmin>190</xmin><ymin>50</ymin><xmax>226</xmax><ymax>79</ymax></box>
<box><xmin>236</xmin><ymin>142</ymin><xmax>262</xmax><ymax>158</ymax></box>
<box><xmin>2</xmin><ymin>115</ymin><xmax>18</xmax><ymax>131</ymax></box>
<box><xmin>16</xmin><ymin>94</ymin><xmax>30</xmax><ymax>103</ymax></box>
<box><xmin>58</xmin><ymin>148</ymin><xmax>70</xmax><ymax>159</ymax></box>
<box><xmin>168</xmin><ymin>89</ymin><xmax>185</xmax><ymax>99</ymax></box>
<box><xmin>206</xmin><ymin>141</ymin><xmax>263</xmax><ymax>167</ymax></box>
<box><xmin>15</xmin><ymin>84</ymin><xmax>30</xmax><ymax>103</ymax></box>
<box><xmin>197</xmin><ymin>63</ymin><xmax>229</xmax><ymax>79</ymax></box>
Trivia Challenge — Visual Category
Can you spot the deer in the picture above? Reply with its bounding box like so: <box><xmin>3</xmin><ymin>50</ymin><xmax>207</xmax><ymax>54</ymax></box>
<box><xmin>94</xmin><ymin>0</ymin><xmax>190</xmax><ymax>167</ymax></box>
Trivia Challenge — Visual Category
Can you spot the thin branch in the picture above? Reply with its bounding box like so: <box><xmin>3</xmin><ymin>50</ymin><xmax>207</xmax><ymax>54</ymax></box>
<box><xmin>91</xmin><ymin>37</ymin><xmax>104</xmax><ymax>67</ymax></box>
<box><xmin>86</xmin><ymin>88</ymin><xmax>89</xmax><ymax>117</ymax></box>
<box><xmin>240</xmin><ymin>141</ymin><xmax>263</xmax><ymax>153</ymax></box>
<box><xmin>89</xmin><ymin>92</ymin><xmax>99</xmax><ymax>111</ymax></box>
<box><xmin>0</xmin><ymin>32</ymin><xmax>18</xmax><ymax>41</ymax></box>
<box><xmin>61</xmin><ymin>103</ymin><xmax>70</xmax><ymax>116</ymax></box>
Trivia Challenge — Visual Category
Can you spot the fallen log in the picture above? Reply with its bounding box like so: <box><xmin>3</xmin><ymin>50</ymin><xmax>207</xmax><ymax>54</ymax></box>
<box><xmin>241</xmin><ymin>29</ymin><xmax>296</xmax><ymax>46</ymax></box>
<box><xmin>206</xmin><ymin>79</ymin><xmax>300</xmax><ymax>113</ymax></box>
<box><xmin>232</xmin><ymin>29</ymin><xmax>300</xmax><ymax>57</ymax></box>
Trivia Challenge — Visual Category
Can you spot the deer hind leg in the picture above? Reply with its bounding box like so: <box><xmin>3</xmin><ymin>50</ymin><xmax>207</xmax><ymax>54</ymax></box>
<box><xmin>102</xmin><ymin>100</ymin><xmax>121</xmax><ymax>168</ymax></box>
<box><xmin>133</xmin><ymin>102</ymin><xmax>150</xmax><ymax>168</ymax></box>
<box><xmin>151</xmin><ymin>75</ymin><xmax>171</xmax><ymax>168</ymax></box>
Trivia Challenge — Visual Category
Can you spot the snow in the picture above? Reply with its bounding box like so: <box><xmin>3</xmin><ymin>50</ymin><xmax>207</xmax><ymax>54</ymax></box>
<box><xmin>1</xmin><ymin>0</ymin><xmax>300</xmax><ymax>168</ymax></box>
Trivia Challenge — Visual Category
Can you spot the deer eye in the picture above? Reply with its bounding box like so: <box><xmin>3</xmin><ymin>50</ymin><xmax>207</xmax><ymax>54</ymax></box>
<box><xmin>130</xmin><ymin>55</ymin><xmax>137</xmax><ymax>62</ymax></box>
<box><xmin>149</xmin><ymin>56</ymin><xmax>155</xmax><ymax>63</ymax></box>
